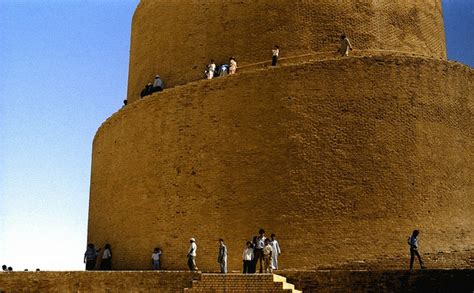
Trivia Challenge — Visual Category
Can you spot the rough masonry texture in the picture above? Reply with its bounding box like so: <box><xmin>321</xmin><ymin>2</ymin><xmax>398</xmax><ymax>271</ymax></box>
<box><xmin>2</xmin><ymin>270</ymin><xmax>473</xmax><ymax>292</ymax></box>
<box><xmin>127</xmin><ymin>0</ymin><xmax>446</xmax><ymax>102</ymax></box>
<box><xmin>88</xmin><ymin>0</ymin><xmax>473</xmax><ymax>272</ymax></box>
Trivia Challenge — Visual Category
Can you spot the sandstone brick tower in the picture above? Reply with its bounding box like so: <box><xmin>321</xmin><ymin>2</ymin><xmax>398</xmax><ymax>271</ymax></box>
<box><xmin>88</xmin><ymin>0</ymin><xmax>473</xmax><ymax>271</ymax></box>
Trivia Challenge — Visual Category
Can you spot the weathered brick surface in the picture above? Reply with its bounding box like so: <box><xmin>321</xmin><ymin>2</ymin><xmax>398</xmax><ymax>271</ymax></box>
<box><xmin>281</xmin><ymin>270</ymin><xmax>474</xmax><ymax>293</ymax></box>
<box><xmin>1</xmin><ymin>270</ymin><xmax>472</xmax><ymax>292</ymax></box>
<box><xmin>0</xmin><ymin>271</ymin><xmax>198</xmax><ymax>293</ymax></box>
<box><xmin>88</xmin><ymin>56</ymin><xmax>473</xmax><ymax>271</ymax></box>
<box><xmin>184</xmin><ymin>274</ymin><xmax>296</xmax><ymax>293</ymax></box>
<box><xmin>127</xmin><ymin>0</ymin><xmax>446</xmax><ymax>102</ymax></box>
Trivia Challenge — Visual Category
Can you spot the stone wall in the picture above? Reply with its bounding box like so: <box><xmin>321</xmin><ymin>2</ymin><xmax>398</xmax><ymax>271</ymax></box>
<box><xmin>281</xmin><ymin>270</ymin><xmax>474</xmax><ymax>293</ymax></box>
<box><xmin>127</xmin><ymin>0</ymin><xmax>446</xmax><ymax>102</ymax></box>
<box><xmin>88</xmin><ymin>56</ymin><xmax>473</xmax><ymax>271</ymax></box>
<box><xmin>0</xmin><ymin>271</ymin><xmax>198</xmax><ymax>293</ymax></box>
<box><xmin>1</xmin><ymin>270</ymin><xmax>473</xmax><ymax>292</ymax></box>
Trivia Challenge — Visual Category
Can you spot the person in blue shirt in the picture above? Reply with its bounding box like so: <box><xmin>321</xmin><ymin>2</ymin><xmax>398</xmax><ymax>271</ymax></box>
<box><xmin>84</xmin><ymin>243</ymin><xmax>101</xmax><ymax>271</ymax></box>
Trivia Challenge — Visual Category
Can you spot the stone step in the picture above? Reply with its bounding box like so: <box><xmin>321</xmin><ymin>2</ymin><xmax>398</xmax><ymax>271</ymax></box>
<box><xmin>184</xmin><ymin>273</ymin><xmax>301</xmax><ymax>293</ymax></box>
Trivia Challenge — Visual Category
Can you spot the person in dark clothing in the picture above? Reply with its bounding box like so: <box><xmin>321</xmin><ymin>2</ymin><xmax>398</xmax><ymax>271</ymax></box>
<box><xmin>250</xmin><ymin>236</ymin><xmax>258</xmax><ymax>273</ymax></box>
<box><xmin>2</xmin><ymin>265</ymin><xmax>7</xmax><ymax>272</ymax></box>
<box><xmin>141</xmin><ymin>83</ymin><xmax>153</xmax><ymax>98</ymax></box>
<box><xmin>254</xmin><ymin>229</ymin><xmax>266</xmax><ymax>273</ymax></box>
<box><xmin>84</xmin><ymin>243</ymin><xmax>101</xmax><ymax>271</ymax></box>
<box><xmin>408</xmin><ymin>230</ymin><xmax>426</xmax><ymax>270</ymax></box>
<box><xmin>272</xmin><ymin>45</ymin><xmax>280</xmax><ymax>66</ymax></box>
<box><xmin>123</xmin><ymin>99</ymin><xmax>128</xmax><ymax>106</ymax></box>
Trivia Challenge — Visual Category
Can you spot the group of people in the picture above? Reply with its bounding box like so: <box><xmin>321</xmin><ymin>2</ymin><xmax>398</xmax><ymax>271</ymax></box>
<box><xmin>186</xmin><ymin>229</ymin><xmax>281</xmax><ymax>274</ymax></box>
<box><xmin>1</xmin><ymin>265</ymin><xmax>13</xmax><ymax>272</ymax></box>
<box><xmin>84</xmin><ymin>243</ymin><xmax>112</xmax><ymax>271</ymax></box>
<box><xmin>205</xmin><ymin>57</ymin><xmax>238</xmax><ymax>79</ymax></box>
<box><xmin>205</xmin><ymin>45</ymin><xmax>282</xmax><ymax>80</ymax></box>
<box><xmin>86</xmin><ymin>228</ymin><xmax>424</xmax><ymax>272</ymax></box>
<box><xmin>132</xmin><ymin>35</ymin><xmax>352</xmax><ymax>102</ymax></box>
<box><xmin>243</xmin><ymin>229</ymin><xmax>281</xmax><ymax>274</ymax></box>
<box><xmin>139</xmin><ymin>75</ymin><xmax>165</xmax><ymax>99</ymax></box>
<box><xmin>1</xmin><ymin>265</ymin><xmax>40</xmax><ymax>272</ymax></box>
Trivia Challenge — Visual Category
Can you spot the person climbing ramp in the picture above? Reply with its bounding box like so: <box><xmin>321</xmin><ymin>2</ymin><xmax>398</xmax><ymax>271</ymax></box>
<box><xmin>229</xmin><ymin>57</ymin><xmax>237</xmax><ymax>74</ymax></box>
<box><xmin>206</xmin><ymin>59</ymin><xmax>216</xmax><ymax>79</ymax></box>
<box><xmin>338</xmin><ymin>34</ymin><xmax>353</xmax><ymax>57</ymax></box>
<box><xmin>272</xmin><ymin>45</ymin><xmax>280</xmax><ymax>66</ymax></box>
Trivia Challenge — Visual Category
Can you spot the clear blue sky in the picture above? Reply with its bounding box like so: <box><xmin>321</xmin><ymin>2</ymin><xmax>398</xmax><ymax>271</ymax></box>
<box><xmin>0</xmin><ymin>0</ymin><xmax>473</xmax><ymax>271</ymax></box>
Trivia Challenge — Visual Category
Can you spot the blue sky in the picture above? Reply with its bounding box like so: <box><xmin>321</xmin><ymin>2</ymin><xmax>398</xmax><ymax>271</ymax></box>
<box><xmin>0</xmin><ymin>0</ymin><xmax>473</xmax><ymax>271</ymax></box>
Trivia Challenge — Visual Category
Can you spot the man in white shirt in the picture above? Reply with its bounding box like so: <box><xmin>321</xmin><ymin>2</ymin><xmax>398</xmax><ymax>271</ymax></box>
<box><xmin>270</xmin><ymin>234</ymin><xmax>281</xmax><ymax>270</ymax></box>
<box><xmin>100</xmin><ymin>244</ymin><xmax>112</xmax><ymax>270</ymax></box>
<box><xmin>151</xmin><ymin>247</ymin><xmax>162</xmax><ymax>270</ymax></box>
<box><xmin>242</xmin><ymin>241</ymin><xmax>254</xmax><ymax>273</ymax></box>
<box><xmin>187</xmin><ymin>238</ymin><xmax>198</xmax><ymax>271</ymax></box>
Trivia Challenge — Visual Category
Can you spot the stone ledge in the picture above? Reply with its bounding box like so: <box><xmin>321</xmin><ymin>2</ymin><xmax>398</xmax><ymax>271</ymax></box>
<box><xmin>1</xmin><ymin>270</ymin><xmax>473</xmax><ymax>292</ymax></box>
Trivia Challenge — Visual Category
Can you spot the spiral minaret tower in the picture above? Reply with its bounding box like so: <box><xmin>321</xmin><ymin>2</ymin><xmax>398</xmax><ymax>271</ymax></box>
<box><xmin>88</xmin><ymin>0</ymin><xmax>473</xmax><ymax>270</ymax></box>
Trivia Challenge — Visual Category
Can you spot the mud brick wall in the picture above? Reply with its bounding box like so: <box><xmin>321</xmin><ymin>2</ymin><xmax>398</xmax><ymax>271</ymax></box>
<box><xmin>1</xmin><ymin>270</ymin><xmax>472</xmax><ymax>292</ymax></box>
<box><xmin>88</xmin><ymin>56</ymin><xmax>473</xmax><ymax>271</ymax></box>
<box><xmin>281</xmin><ymin>270</ymin><xmax>474</xmax><ymax>293</ymax></box>
<box><xmin>127</xmin><ymin>0</ymin><xmax>446</xmax><ymax>101</ymax></box>
<box><xmin>0</xmin><ymin>271</ymin><xmax>198</xmax><ymax>293</ymax></box>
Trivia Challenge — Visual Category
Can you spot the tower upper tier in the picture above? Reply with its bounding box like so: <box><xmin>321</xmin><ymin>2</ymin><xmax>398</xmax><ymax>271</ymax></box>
<box><xmin>127</xmin><ymin>0</ymin><xmax>446</xmax><ymax>103</ymax></box>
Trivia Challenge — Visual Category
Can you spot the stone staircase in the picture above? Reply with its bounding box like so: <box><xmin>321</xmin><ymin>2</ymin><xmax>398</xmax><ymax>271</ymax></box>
<box><xmin>183</xmin><ymin>273</ymin><xmax>301</xmax><ymax>292</ymax></box>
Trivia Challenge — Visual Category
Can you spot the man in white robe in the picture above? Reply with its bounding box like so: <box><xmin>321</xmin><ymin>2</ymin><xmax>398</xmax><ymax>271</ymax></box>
<box><xmin>339</xmin><ymin>34</ymin><xmax>353</xmax><ymax>56</ymax></box>
<box><xmin>270</xmin><ymin>234</ymin><xmax>281</xmax><ymax>270</ymax></box>
<box><xmin>207</xmin><ymin>60</ymin><xmax>216</xmax><ymax>79</ymax></box>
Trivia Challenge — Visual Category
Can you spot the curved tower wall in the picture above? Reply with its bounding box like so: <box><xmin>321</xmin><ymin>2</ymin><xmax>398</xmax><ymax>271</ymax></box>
<box><xmin>127</xmin><ymin>0</ymin><xmax>446</xmax><ymax>102</ymax></box>
<box><xmin>89</xmin><ymin>57</ymin><xmax>473</xmax><ymax>270</ymax></box>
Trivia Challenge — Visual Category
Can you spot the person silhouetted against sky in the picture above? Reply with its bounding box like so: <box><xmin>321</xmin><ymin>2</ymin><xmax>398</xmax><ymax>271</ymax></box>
<box><xmin>217</xmin><ymin>239</ymin><xmax>228</xmax><ymax>273</ymax></box>
<box><xmin>272</xmin><ymin>45</ymin><xmax>280</xmax><ymax>66</ymax></box>
<box><xmin>187</xmin><ymin>238</ymin><xmax>198</xmax><ymax>271</ymax></box>
<box><xmin>2</xmin><ymin>265</ymin><xmax>7</xmax><ymax>272</ymax></box>
<box><xmin>338</xmin><ymin>34</ymin><xmax>353</xmax><ymax>57</ymax></box>
<box><xmin>7</xmin><ymin>267</ymin><xmax>13</xmax><ymax>272</ymax></box>
<box><xmin>100</xmin><ymin>243</ymin><xmax>112</xmax><ymax>270</ymax></box>
<box><xmin>242</xmin><ymin>241</ymin><xmax>254</xmax><ymax>274</ymax></box>
<box><xmin>84</xmin><ymin>243</ymin><xmax>101</xmax><ymax>271</ymax></box>
<box><xmin>151</xmin><ymin>247</ymin><xmax>162</xmax><ymax>270</ymax></box>
<box><xmin>408</xmin><ymin>230</ymin><xmax>426</xmax><ymax>270</ymax></box>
